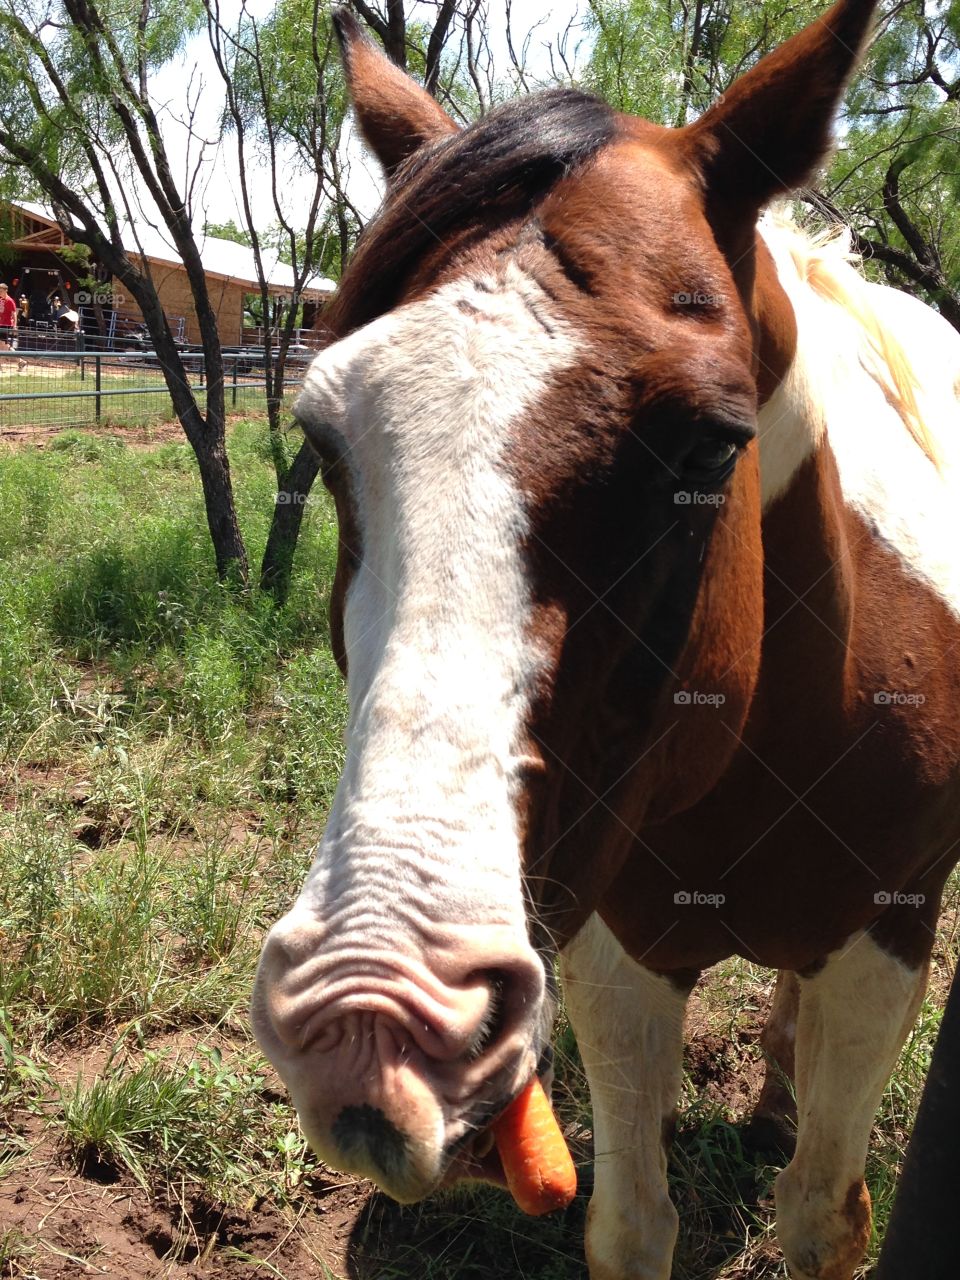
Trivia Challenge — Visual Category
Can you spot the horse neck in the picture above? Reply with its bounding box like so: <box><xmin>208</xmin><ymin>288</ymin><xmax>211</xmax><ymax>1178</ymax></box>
<box><xmin>753</xmin><ymin>224</ymin><xmax>857</xmax><ymax>692</ymax></box>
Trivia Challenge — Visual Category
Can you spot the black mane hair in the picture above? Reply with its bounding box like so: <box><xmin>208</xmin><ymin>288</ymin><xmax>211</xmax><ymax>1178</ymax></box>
<box><xmin>324</xmin><ymin>89</ymin><xmax>616</xmax><ymax>338</ymax></box>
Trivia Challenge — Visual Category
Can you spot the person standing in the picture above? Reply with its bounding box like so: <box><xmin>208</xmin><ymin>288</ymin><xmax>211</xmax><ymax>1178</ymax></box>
<box><xmin>0</xmin><ymin>283</ymin><xmax>18</xmax><ymax>349</ymax></box>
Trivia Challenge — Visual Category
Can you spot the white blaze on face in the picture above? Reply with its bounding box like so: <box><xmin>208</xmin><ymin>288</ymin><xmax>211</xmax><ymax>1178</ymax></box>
<box><xmin>292</xmin><ymin>259</ymin><xmax>578</xmax><ymax>949</ymax></box>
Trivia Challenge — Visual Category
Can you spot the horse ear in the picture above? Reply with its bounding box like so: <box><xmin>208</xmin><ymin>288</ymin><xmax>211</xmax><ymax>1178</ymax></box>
<box><xmin>333</xmin><ymin>8</ymin><xmax>458</xmax><ymax>180</ymax></box>
<box><xmin>686</xmin><ymin>0</ymin><xmax>878</xmax><ymax>210</ymax></box>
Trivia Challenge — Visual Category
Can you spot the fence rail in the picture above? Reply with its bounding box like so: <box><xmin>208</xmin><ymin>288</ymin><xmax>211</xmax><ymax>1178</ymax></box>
<box><xmin>0</xmin><ymin>344</ymin><xmax>312</xmax><ymax>433</ymax></box>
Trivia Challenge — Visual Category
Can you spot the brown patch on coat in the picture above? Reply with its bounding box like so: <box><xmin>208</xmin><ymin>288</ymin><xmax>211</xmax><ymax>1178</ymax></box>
<box><xmin>819</xmin><ymin>1180</ymin><xmax>873</xmax><ymax>1280</ymax></box>
<box><xmin>754</xmin><ymin>239</ymin><xmax>799</xmax><ymax>404</ymax></box>
<box><xmin>594</xmin><ymin>446</ymin><xmax>960</xmax><ymax>973</ymax></box>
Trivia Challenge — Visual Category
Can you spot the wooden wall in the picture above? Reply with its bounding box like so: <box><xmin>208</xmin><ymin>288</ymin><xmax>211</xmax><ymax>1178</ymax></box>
<box><xmin>117</xmin><ymin>261</ymin><xmax>246</xmax><ymax>345</ymax></box>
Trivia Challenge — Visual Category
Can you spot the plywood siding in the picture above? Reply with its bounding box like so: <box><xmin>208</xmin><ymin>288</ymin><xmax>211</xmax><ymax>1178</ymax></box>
<box><xmin>117</xmin><ymin>262</ymin><xmax>246</xmax><ymax>345</ymax></box>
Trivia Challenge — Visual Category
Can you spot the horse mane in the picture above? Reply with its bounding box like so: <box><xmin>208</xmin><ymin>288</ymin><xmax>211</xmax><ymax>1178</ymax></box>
<box><xmin>771</xmin><ymin>214</ymin><xmax>941</xmax><ymax>468</ymax></box>
<box><xmin>322</xmin><ymin>89</ymin><xmax>615</xmax><ymax>341</ymax></box>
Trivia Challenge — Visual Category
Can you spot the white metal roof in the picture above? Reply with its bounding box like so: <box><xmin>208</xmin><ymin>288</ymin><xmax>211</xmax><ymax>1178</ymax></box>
<box><xmin>10</xmin><ymin>200</ymin><xmax>336</xmax><ymax>298</ymax></box>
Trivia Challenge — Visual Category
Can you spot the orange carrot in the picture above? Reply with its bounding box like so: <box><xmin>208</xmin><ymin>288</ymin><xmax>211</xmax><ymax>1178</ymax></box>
<box><xmin>492</xmin><ymin>1076</ymin><xmax>577</xmax><ymax>1215</ymax></box>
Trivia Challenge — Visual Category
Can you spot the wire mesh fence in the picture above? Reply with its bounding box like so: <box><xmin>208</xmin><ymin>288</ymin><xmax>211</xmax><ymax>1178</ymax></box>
<box><xmin>0</xmin><ymin>340</ymin><xmax>313</xmax><ymax>434</ymax></box>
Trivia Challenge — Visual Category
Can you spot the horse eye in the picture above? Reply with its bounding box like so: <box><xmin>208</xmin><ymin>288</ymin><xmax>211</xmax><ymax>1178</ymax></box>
<box><xmin>682</xmin><ymin>437</ymin><xmax>739</xmax><ymax>482</ymax></box>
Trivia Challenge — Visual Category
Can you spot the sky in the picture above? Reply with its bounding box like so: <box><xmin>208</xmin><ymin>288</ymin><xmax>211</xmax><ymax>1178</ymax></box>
<box><xmin>145</xmin><ymin>1</ymin><xmax>588</xmax><ymax>249</ymax></box>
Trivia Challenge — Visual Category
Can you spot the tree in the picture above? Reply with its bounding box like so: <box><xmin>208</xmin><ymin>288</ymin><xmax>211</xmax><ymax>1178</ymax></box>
<box><xmin>0</xmin><ymin>0</ymin><xmax>250</xmax><ymax>581</ymax></box>
<box><xmin>202</xmin><ymin>0</ymin><xmax>364</xmax><ymax>599</ymax></box>
<box><xmin>203</xmin><ymin>218</ymin><xmax>253</xmax><ymax>246</ymax></box>
<box><xmin>816</xmin><ymin>0</ymin><xmax>960</xmax><ymax>328</ymax></box>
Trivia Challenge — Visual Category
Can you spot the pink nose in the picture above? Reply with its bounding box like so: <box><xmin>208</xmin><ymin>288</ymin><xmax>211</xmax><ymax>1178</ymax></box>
<box><xmin>256</xmin><ymin>922</ymin><xmax>542</xmax><ymax>1070</ymax></box>
<box><xmin>251</xmin><ymin>910</ymin><xmax>550</xmax><ymax>1199</ymax></box>
<box><xmin>302</xmin><ymin>972</ymin><xmax>505</xmax><ymax>1064</ymax></box>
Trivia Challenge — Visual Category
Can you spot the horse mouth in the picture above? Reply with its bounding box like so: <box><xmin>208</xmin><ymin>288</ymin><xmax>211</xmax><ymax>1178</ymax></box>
<box><xmin>440</xmin><ymin>1045</ymin><xmax>555</xmax><ymax>1192</ymax></box>
<box><xmin>440</xmin><ymin>1126</ymin><xmax>508</xmax><ymax>1189</ymax></box>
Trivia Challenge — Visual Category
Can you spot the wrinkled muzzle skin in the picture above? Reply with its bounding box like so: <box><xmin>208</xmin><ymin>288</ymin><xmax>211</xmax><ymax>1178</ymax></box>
<box><xmin>252</xmin><ymin>262</ymin><xmax>572</xmax><ymax>1200</ymax></box>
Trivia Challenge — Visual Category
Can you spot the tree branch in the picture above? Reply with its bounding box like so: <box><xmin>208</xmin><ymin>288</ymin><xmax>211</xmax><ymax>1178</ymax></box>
<box><xmin>424</xmin><ymin>0</ymin><xmax>457</xmax><ymax>96</ymax></box>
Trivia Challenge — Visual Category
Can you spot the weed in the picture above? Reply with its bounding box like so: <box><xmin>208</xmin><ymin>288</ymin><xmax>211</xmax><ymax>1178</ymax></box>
<box><xmin>59</xmin><ymin>1042</ymin><xmax>317</xmax><ymax>1203</ymax></box>
<box><xmin>173</xmin><ymin>837</ymin><xmax>261</xmax><ymax>963</ymax></box>
<box><xmin>0</xmin><ymin>1226</ymin><xmax>32</xmax><ymax>1273</ymax></box>
<box><xmin>49</xmin><ymin>429</ymin><xmax>128</xmax><ymax>460</ymax></box>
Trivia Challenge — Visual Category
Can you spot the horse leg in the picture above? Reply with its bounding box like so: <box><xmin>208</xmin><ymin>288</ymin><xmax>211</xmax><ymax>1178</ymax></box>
<box><xmin>749</xmin><ymin>969</ymin><xmax>800</xmax><ymax>1154</ymax></box>
<box><xmin>774</xmin><ymin>933</ymin><xmax>927</xmax><ymax>1280</ymax></box>
<box><xmin>561</xmin><ymin>913</ymin><xmax>692</xmax><ymax>1280</ymax></box>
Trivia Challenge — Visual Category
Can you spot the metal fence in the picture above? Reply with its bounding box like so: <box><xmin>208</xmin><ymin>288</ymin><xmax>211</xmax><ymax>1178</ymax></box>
<box><xmin>0</xmin><ymin>342</ymin><xmax>313</xmax><ymax>433</ymax></box>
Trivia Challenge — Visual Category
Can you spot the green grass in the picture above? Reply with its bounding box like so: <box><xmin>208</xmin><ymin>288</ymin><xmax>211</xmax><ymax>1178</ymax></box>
<box><xmin>0</xmin><ymin>415</ymin><xmax>348</xmax><ymax>1270</ymax></box>
<box><xmin>59</xmin><ymin>1041</ymin><xmax>317</xmax><ymax>1201</ymax></box>
<box><xmin>0</xmin><ymin>419</ymin><xmax>956</xmax><ymax>1279</ymax></box>
<box><xmin>0</xmin><ymin>1227</ymin><xmax>32</xmax><ymax>1273</ymax></box>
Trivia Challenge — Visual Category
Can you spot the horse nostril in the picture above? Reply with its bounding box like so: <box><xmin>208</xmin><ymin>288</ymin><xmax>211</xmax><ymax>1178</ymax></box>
<box><xmin>467</xmin><ymin>969</ymin><xmax>524</xmax><ymax>1061</ymax></box>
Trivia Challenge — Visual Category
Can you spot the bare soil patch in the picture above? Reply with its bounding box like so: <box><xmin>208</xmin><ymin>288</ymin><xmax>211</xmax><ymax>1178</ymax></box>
<box><xmin>0</xmin><ymin>1151</ymin><xmax>364</xmax><ymax>1279</ymax></box>
<box><xmin>0</xmin><ymin>983</ymin><xmax>784</xmax><ymax>1278</ymax></box>
<box><xmin>0</xmin><ymin>413</ymin><xmax>259</xmax><ymax>452</ymax></box>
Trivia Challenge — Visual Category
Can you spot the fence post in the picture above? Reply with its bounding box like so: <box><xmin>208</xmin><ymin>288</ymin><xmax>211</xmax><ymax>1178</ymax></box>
<box><xmin>95</xmin><ymin>353</ymin><xmax>102</xmax><ymax>423</ymax></box>
<box><xmin>79</xmin><ymin>331</ymin><xmax>85</xmax><ymax>382</ymax></box>
<box><xmin>232</xmin><ymin>355</ymin><xmax>238</xmax><ymax>408</ymax></box>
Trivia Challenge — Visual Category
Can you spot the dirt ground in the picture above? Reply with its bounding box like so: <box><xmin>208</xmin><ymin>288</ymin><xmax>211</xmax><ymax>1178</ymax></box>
<box><xmin>0</xmin><ymin>1146</ymin><xmax>367</xmax><ymax>1279</ymax></box>
<box><xmin>0</xmin><ymin>985</ymin><xmax>777</xmax><ymax>1280</ymax></box>
<box><xmin>0</xmin><ymin>421</ymin><xmax>191</xmax><ymax>451</ymax></box>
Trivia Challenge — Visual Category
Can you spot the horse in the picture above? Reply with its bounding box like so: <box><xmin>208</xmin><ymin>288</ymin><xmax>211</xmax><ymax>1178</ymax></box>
<box><xmin>252</xmin><ymin>2</ymin><xmax>960</xmax><ymax>1276</ymax></box>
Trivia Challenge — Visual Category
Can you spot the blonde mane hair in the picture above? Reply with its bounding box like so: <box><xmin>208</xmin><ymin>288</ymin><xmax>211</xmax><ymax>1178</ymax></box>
<box><xmin>775</xmin><ymin>217</ymin><xmax>941</xmax><ymax>468</ymax></box>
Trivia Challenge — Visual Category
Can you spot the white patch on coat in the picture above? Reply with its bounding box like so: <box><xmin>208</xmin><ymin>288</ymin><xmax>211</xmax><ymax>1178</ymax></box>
<box><xmin>758</xmin><ymin>219</ymin><xmax>960</xmax><ymax>618</ymax></box>
<box><xmin>776</xmin><ymin>932</ymin><xmax>925</xmax><ymax>1279</ymax></box>
<box><xmin>290</xmin><ymin>259</ymin><xmax>578</xmax><ymax>948</ymax></box>
<box><xmin>561</xmin><ymin>915</ymin><xmax>686</xmax><ymax>1280</ymax></box>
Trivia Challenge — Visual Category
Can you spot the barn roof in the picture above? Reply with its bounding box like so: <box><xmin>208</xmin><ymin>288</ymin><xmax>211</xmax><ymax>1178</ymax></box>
<box><xmin>7</xmin><ymin>201</ymin><xmax>337</xmax><ymax>299</ymax></box>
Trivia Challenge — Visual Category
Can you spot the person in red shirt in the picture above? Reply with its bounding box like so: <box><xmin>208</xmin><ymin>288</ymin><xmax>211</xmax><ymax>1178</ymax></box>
<box><xmin>0</xmin><ymin>283</ymin><xmax>17</xmax><ymax>349</ymax></box>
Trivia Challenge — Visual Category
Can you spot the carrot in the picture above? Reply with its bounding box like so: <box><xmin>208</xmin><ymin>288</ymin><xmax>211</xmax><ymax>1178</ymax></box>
<box><xmin>492</xmin><ymin>1076</ymin><xmax>577</xmax><ymax>1215</ymax></box>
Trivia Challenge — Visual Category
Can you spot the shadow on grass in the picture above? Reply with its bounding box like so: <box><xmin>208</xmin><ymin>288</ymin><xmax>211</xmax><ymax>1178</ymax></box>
<box><xmin>346</xmin><ymin>1183</ymin><xmax>589</xmax><ymax>1280</ymax></box>
<box><xmin>341</xmin><ymin>1115</ymin><xmax>788</xmax><ymax>1280</ymax></box>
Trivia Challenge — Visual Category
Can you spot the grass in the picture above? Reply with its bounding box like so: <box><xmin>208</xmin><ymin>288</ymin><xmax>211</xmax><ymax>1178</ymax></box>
<box><xmin>0</xmin><ymin>418</ymin><xmax>956</xmax><ymax>1278</ymax></box>
<box><xmin>59</xmin><ymin>1040</ymin><xmax>317</xmax><ymax>1201</ymax></box>
<box><xmin>0</xmin><ymin>1227</ymin><xmax>32</xmax><ymax>1274</ymax></box>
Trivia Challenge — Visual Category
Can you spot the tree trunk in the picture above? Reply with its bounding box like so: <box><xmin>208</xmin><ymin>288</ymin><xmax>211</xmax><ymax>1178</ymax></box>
<box><xmin>194</xmin><ymin>425</ymin><xmax>250</xmax><ymax>584</ymax></box>
<box><xmin>115</xmin><ymin>262</ymin><xmax>248</xmax><ymax>584</ymax></box>
<box><xmin>259</xmin><ymin>437</ymin><xmax>322</xmax><ymax>602</ymax></box>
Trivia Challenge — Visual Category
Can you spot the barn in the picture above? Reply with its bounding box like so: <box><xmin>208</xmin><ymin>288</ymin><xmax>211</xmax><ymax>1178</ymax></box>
<box><xmin>2</xmin><ymin>200</ymin><xmax>336</xmax><ymax>346</ymax></box>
